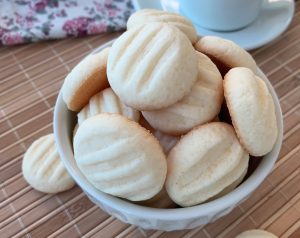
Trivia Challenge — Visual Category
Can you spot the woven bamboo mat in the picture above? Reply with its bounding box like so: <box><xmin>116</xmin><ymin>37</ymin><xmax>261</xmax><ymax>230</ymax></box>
<box><xmin>1</xmin><ymin>2</ymin><xmax>300</xmax><ymax>237</ymax></box>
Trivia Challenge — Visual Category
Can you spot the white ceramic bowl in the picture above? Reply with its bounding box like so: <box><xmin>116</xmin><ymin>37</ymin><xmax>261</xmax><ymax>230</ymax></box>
<box><xmin>53</xmin><ymin>40</ymin><xmax>283</xmax><ymax>231</ymax></box>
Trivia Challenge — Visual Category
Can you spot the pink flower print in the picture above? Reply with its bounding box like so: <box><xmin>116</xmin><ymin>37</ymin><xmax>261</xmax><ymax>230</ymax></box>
<box><xmin>2</xmin><ymin>32</ymin><xmax>24</xmax><ymax>45</ymax></box>
<box><xmin>64</xmin><ymin>1</ymin><xmax>77</xmax><ymax>8</ymax></box>
<box><xmin>55</xmin><ymin>9</ymin><xmax>67</xmax><ymax>17</ymax></box>
<box><xmin>104</xmin><ymin>0</ymin><xmax>113</xmax><ymax>6</ymax></box>
<box><xmin>87</xmin><ymin>22</ymin><xmax>107</xmax><ymax>35</ymax></box>
<box><xmin>62</xmin><ymin>17</ymin><xmax>92</xmax><ymax>37</ymax></box>
<box><xmin>27</xmin><ymin>10</ymin><xmax>35</xmax><ymax>18</ymax></box>
<box><xmin>25</xmin><ymin>15</ymin><xmax>37</xmax><ymax>28</ymax></box>
<box><xmin>108</xmin><ymin>9</ymin><xmax>117</xmax><ymax>17</ymax></box>
<box><xmin>0</xmin><ymin>28</ymin><xmax>7</xmax><ymax>37</ymax></box>
<box><xmin>93</xmin><ymin>1</ymin><xmax>104</xmax><ymax>12</ymax></box>
<box><xmin>31</xmin><ymin>0</ymin><xmax>48</xmax><ymax>12</ymax></box>
<box><xmin>15</xmin><ymin>12</ymin><xmax>24</xmax><ymax>27</ymax></box>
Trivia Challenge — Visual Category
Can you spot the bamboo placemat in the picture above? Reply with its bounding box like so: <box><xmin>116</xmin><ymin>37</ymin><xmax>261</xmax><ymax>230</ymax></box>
<box><xmin>1</xmin><ymin>2</ymin><xmax>300</xmax><ymax>237</ymax></box>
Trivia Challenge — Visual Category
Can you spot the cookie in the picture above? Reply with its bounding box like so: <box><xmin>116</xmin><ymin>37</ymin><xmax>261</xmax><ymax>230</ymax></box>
<box><xmin>74</xmin><ymin>113</ymin><xmax>167</xmax><ymax>201</ymax></box>
<box><xmin>236</xmin><ymin>229</ymin><xmax>278</xmax><ymax>238</ymax></box>
<box><xmin>166</xmin><ymin>122</ymin><xmax>249</xmax><ymax>207</ymax></box>
<box><xmin>211</xmin><ymin>116</ymin><xmax>220</xmax><ymax>122</ymax></box>
<box><xmin>224</xmin><ymin>67</ymin><xmax>278</xmax><ymax>156</ymax></box>
<box><xmin>136</xmin><ymin>187</ymin><xmax>176</xmax><ymax>208</ymax></box>
<box><xmin>208</xmin><ymin>164</ymin><xmax>247</xmax><ymax>201</ymax></box>
<box><xmin>22</xmin><ymin>134</ymin><xmax>75</xmax><ymax>193</ymax></box>
<box><xmin>62</xmin><ymin>47</ymin><xmax>110</xmax><ymax>111</ymax></box>
<box><xmin>142</xmin><ymin>51</ymin><xmax>223</xmax><ymax>135</ymax></box>
<box><xmin>127</xmin><ymin>9</ymin><xmax>197</xmax><ymax>43</ymax></box>
<box><xmin>77</xmin><ymin>88</ymin><xmax>140</xmax><ymax>125</ymax></box>
<box><xmin>195</xmin><ymin>36</ymin><xmax>257</xmax><ymax>75</ymax></box>
<box><xmin>139</xmin><ymin>116</ymin><xmax>178</xmax><ymax>154</ymax></box>
<box><xmin>107</xmin><ymin>23</ymin><xmax>198</xmax><ymax>110</ymax></box>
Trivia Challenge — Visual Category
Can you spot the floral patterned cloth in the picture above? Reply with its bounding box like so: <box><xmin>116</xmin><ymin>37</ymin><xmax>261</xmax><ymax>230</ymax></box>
<box><xmin>0</xmin><ymin>0</ymin><xmax>134</xmax><ymax>45</ymax></box>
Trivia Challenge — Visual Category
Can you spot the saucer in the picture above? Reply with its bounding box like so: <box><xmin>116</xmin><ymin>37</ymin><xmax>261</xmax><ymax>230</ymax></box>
<box><xmin>131</xmin><ymin>0</ymin><xmax>295</xmax><ymax>50</ymax></box>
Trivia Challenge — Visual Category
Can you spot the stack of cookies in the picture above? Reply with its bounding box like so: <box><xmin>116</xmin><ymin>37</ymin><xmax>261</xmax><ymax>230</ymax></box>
<box><xmin>61</xmin><ymin>9</ymin><xmax>278</xmax><ymax>208</ymax></box>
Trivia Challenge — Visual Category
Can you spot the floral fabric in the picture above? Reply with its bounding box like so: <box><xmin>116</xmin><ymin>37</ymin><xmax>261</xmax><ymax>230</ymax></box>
<box><xmin>0</xmin><ymin>0</ymin><xmax>134</xmax><ymax>45</ymax></box>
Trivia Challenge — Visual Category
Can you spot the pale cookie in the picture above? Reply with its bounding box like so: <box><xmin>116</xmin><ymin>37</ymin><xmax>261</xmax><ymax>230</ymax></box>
<box><xmin>195</xmin><ymin>36</ymin><xmax>257</xmax><ymax>74</ymax></box>
<box><xmin>236</xmin><ymin>229</ymin><xmax>278</xmax><ymax>238</ymax></box>
<box><xmin>62</xmin><ymin>47</ymin><xmax>110</xmax><ymax>111</ymax></box>
<box><xmin>166</xmin><ymin>122</ymin><xmax>249</xmax><ymax>207</ymax></box>
<box><xmin>136</xmin><ymin>186</ymin><xmax>176</xmax><ymax>208</ymax></box>
<box><xmin>208</xmin><ymin>165</ymin><xmax>247</xmax><ymax>201</ymax></box>
<box><xmin>22</xmin><ymin>134</ymin><xmax>75</xmax><ymax>193</ymax></box>
<box><xmin>142</xmin><ymin>52</ymin><xmax>223</xmax><ymax>135</ymax></box>
<box><xmin>77</xmin><ymin>88</ymin><xmax>140</xmax><ymax>125</ymax></box>
<box><xmin>107</xmin><ymin>23</ymin><xmax>198</xmax><ymax>110</ymax></box>
<box><xmin>224</xmin><ymin>67</ymin><xmax>278</xmax><ymax>156</ymax></box>
<box><xmin>127</xmin><ymin>9</ymin><xmax>197</xmax><ymax>43</ymax></box>
<box><xmin>211</xmin><ymin>116</ymin><xmax>220</xmax><ymax>122</ymax></box>
<box><xmin>139</xmin><ymin>116</ymin><xmax>178</xmax><ymax>154</ymax></box>
<box><xmin>74</xmin><ymin>113</ymin><xmax>167</xmax><ymax>201</ymax></box>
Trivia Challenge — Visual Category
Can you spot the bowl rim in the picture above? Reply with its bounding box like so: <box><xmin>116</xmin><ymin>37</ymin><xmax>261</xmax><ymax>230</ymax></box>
<box><xmin>53</xmin><ymin>39</ymin><xmax>283</xmax><ymax>220</ymax></box>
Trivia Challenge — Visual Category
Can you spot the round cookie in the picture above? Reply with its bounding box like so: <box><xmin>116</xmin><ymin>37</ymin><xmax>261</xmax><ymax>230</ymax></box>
<box><xmin>22</xmin><ymin>134</ymin><xmax>75</xmax><ymax>193</ymax></box>
<box><xmin>139</xmin><ymin>116</ymin><xmax>178</xmax><ymax>154</ymax></box>
<box><xmin>208</xmin><ymin>165</ymin><xmax>247</xmax><ymax>201</ymax></box>
<box><xmin>127</xmin><ymin>9</ymin><xmax>197</xmax><ymax>43</ymax></box>
<box><xmin>195</xmin><ymin>36</ymin><xmax>257</xmax><ymax>75</ymax></box>
<box><xmin>166</xmin><ymin>122</ymin><xmax>249</xmax><ymax>207</ymax></box>
<box><xmin>136</xmin><ymin>186</ymin><xmax>176</xmax><ymax>208</ymax></box>
<box><xmin>62</xmin><ymin>47</ymin><xmax>110</xmax><ymax>111</ymax></box>
<box><xmin>74</xmin><ymin>113</ymin><xmax>167</xmax><ymax>201</ymax></box>
<box><xmin>107</xmin><ymin>23</ymin><xmax>198</xmax><ymax>110</ymax></box>
<box><xmin>77</xmin><ymin>88</ymin><xmax>140</xmax><ymax>125</ymax></box>
<box><xmin>142</xmin><ymin>52</ymin><xmax>223</xmax><ymax>135</ymax></box>
<box><xmin>236</xmin><ymin>229</ymin><xmax>278</xmax><ymax>238</ymax></box>
<box><xmin>211</xmin><ymin>116</ymin><xmax>220</xmax><ymax>122</ymax></box>
<box><xmin>224</xmin><ymin>67</ymin><xmax>278</xmax><ymax>156</ymax></box>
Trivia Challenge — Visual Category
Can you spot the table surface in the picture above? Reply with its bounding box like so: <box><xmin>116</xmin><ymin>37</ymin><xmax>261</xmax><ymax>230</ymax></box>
<box><xmin>1</xmin><ymin>2</ymin><xmax>300</xmax><ymax>238</ymax></box>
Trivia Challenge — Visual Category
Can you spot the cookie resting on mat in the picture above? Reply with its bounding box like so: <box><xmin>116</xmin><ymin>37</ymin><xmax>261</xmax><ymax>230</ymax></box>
<box><xmin>22</xmin><ymin>134</ymin><xmax>75</xmax><ymax>193</ymax></box>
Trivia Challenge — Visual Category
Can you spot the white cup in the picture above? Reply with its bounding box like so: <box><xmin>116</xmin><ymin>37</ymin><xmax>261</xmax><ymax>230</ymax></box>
<box><xmin>179</xmin><ymin>0</ymin><xmax>263</xmax><ymax>32</ymax></box>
